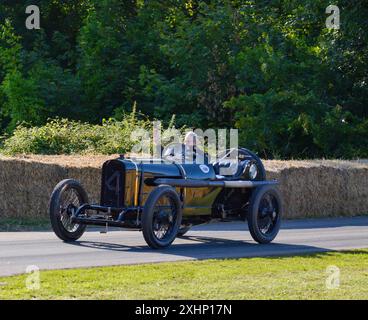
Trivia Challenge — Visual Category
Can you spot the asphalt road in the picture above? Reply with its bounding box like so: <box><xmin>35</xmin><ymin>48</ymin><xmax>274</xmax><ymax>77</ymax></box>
<box><xmin>1</xmin><ymin>217</ymin><xmax>368</xmax><ymax>277</ymax></box>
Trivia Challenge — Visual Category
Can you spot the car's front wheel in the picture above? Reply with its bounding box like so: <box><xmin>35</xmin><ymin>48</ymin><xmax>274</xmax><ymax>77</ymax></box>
<box><xmin>142</xmin><ymin>186</ymin><xmax>182</xmax><ymax>249</ymax></box>
<box><xmin>49</xmin><ymin>179</ymin><xmax>88</xmax><ymax>242</ymax></box>
<box><xmin>247</xmin><ymin>185</ymin><xmax>282</xmax><ymax>244</ymax></box>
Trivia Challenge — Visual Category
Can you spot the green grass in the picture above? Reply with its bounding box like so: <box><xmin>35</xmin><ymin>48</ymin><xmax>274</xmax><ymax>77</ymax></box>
<box><xmin>1</xmin><ymin>250</ymin><xmax>368</xmax><ymax>299</ymax></box>
<box><xmin>0</xmin><ymin>217</ymin><xmax>50</xmax><ymax>232</ymax></box>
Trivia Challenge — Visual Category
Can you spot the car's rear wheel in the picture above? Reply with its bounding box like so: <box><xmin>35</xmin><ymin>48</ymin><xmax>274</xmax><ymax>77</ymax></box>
<box><xmin>49</xmin><ymin>179</ymin><xmax>88</xmax><ymax>242</ymax></box>
<box><xmin>247</xmin><ymin>185</ymin><xmax>282</xmax><ymax>244</ymax></box>
<box><xmin>142</xmin><ymin>186</ymin><xmax>182</xmax><ymax>249</ymax></box>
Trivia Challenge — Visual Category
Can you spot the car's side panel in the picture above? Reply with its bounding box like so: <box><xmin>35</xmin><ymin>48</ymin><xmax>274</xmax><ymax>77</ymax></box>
<box><xmin>176</xmin><ymin>163</ymin><xmax>219</xmax><ymax>216</ymax></box>
<box><xmin>179</xmin><ymin>163</ymin><xmax>216</xmax><ymax>180</ymax></box>
<box><xmin>139</xmin><ymin>168</ymin><xmax>218</xmax><ymax>216</ymax></box>
<box><xmin>182</xmin><ymin>186</ymin><xmax>222</xmax><ymax>216</ymax></box>
<box><xmin>140</xmin><ymin>171</ymin><xmax>181</xmax><ymax>207</ymax></box>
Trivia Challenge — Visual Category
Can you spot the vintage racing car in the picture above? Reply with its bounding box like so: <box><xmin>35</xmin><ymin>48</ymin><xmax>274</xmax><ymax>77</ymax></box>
<box><xmin>49</xmin><ymin>147</ymin><xmax>282</xmax><ymax>249</ymax></box>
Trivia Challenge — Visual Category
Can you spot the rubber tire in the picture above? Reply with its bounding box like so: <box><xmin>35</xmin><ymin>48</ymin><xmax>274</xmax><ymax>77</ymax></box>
<box><xmin>49</xmin><ymin>179</ymin><xmax>88</xmax><ymax>242</ymax></box>
<box><xmin>247</xmin><ymin>185</ymin><xmax>282</xmax><ymax>244</ymax></box>
<box><xmin>142</xmin><ymin>186</ymin><xmax>182</xmax><ymax>249</ymax></box>
<box><xmin>177</xmin><ymin>226</ymin><xmax>191</xmax><ymax>237</ymax></box>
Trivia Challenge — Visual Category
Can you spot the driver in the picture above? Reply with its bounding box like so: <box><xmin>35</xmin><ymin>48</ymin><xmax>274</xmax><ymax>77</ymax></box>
<box><xmin>163</xmin><ymin>132</ymin><xmax>207</xmax><ymax>164</ymax></box>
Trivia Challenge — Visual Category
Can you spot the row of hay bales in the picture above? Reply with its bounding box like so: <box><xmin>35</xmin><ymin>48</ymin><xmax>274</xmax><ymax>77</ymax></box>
<box><xmin>0</xmin><ymin>155</ymin><xmax>367</xmax><ymax>220</ymax></box>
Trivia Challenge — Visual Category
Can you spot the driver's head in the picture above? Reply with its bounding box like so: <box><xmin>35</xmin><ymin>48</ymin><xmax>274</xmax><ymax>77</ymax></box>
<box><xmin>184</xmin><ymin>131</ymin><xmax>198</xmax><ymax>147</ymax></box>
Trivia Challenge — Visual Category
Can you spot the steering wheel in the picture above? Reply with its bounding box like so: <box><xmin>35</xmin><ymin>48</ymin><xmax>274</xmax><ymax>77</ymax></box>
<box><xmin>215</xmin><ymin>148</ymin><xmax>266</xmax><ymax>180</ymax></box>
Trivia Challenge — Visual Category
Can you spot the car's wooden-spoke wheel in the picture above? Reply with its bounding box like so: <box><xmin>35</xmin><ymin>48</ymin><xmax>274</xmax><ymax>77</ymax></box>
<box><xmin>257</xmin><ymin>192</ymin><xmax>280</xmax><ymax>235</ymax></box>
<box><xmin>142</xmin><ymin>186</ymin><xmax>182</xmax><ymax>249</ymax></box>
<box><xmin>49</xmin><ymin>179</ymin><xmax>88</xmax><ymax>242</ymax></box>
<box><xmin>152</xmin><ymin>196</ymin><xmax>177</xmax><ymax>240</ymax></box>
<box><xmin>59</xmin><ymin>188</ymin><xmax>81</xmax><ymax>233</ymax></box>
<box><xmin>248</xmin><ymin>185</ymin><xmax>282</xmax><ymax>244</ymax></box>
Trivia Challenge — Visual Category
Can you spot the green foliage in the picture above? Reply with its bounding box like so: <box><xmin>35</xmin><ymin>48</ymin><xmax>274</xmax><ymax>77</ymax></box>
<box><xmin>0</xmin><ymin>0</ymin><xmax>367</xmax><ymax>159</ymax></box>
<box><xmin>226</xmin><ymin>92</ymin><xmax>368</xmax><ymax>159</ymax></box>
<box><xmin>1</xmin><ymin>70</ymin><xmax>45</xmax><ymax>129</ymax></box>
<box><xmin>0</xmin><ymin>19</ymin><xmax>21</xmax><ymax>74</ymax></box>
<box><xmin>0</xmin><ymin>111</ymin><xmax>152</xmax><ymax>155</ymax></box>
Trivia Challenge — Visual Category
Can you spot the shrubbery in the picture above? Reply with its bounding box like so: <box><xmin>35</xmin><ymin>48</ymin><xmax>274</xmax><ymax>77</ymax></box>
<box><xmin>0</xmin><ymin>110</ymin><xmax>152</xmax><ymax>155</ymax></box>
<box><xmin>0</xmin><ymin>1</ymin><xmax>367</xmax><ymax>159</ymax></box>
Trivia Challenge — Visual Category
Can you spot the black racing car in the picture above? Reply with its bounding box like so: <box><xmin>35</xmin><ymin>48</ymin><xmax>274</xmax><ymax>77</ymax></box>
<box><xmin>49</xmin><ymin>147</ymin><xmax>282</xmax><ymax>249</ymax></box>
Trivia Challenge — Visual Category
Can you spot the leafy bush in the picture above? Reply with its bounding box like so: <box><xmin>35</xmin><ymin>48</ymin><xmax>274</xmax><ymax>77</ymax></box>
<box><xmin>0</xmin><ymin>110</ymin><xmax>153</xmax><ymax>155</ymax></box>
<box><xmin>1</xmin><ymin>1</ymin><xmax>367</xmax><ymax>159</ymax></box>
<box><xmin>226</xmin><ymin>91</ymin><xmax>368</xmax><ymax>159</ymax></box>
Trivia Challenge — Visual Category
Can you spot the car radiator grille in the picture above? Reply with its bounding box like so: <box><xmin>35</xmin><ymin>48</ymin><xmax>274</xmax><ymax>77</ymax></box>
<box><xmin>100</xmin><ymin>160</ymin><xmax>125</xmax><ymax>208</ymax></box>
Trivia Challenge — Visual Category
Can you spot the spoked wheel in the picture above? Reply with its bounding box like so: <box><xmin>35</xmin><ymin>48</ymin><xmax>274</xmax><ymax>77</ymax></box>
<box><xmin>49</xmin><ymin>179</ymin><xmax>88</xmax><ymax>242</ymax></box>
<box><xmin>142</xmin><ymin>186</ymin><xmax>182</xmax><ymax>249</ymax></box>
<box><xmin>247</xmin><ymin>185</ymin><xmax>282</xmax><ymax>244</ymax></box>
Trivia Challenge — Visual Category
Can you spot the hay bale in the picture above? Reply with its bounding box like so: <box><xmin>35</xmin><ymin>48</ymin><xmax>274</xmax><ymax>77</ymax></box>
<box><xmin>0</xmin><ymin>156</ymin><xmax>367</xmax><ymax>220</ymax></box>
<box><xmin>0</xmin><ymin>155</ymin><xmax>114</xmax><ymax>219</ymax></box>
<box><xmin>264</xmin><ymin>160</ymin><xmax>368</xmax><ymax>218</ymax></box>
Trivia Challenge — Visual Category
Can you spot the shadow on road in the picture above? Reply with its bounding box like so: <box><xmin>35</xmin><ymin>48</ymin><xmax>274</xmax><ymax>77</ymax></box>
<box><xmin>280</xmin><ymin>216</ymin><xmax>368</xmax><ymax>230</ymax></box>
<box><xmin>69</xmin><ymin>235</ymin><xmax>333</xmax><ymax>259</ymax></box>
<box><xmin>187</xmin><ymin>216</ymin><xmax>368</xmax><ymax>232</ymax></box>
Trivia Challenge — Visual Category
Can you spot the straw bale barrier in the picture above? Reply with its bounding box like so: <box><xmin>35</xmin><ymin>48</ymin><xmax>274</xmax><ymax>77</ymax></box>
<box><xmin>0</xmin><ymin>155</ymin><xmax>367</xmax><ymax>220</ymax></box>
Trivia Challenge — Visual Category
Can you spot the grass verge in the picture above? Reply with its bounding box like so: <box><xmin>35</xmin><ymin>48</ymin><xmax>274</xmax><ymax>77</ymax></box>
<box><xmin>1</xmin><ymin>249</ymin><xmax>368</xmax><ymax>299</ymax></box>
<box><xmin>0</xmin><ymin>217</ymin><xmax>50</xmax><ymax>231</ymax></box>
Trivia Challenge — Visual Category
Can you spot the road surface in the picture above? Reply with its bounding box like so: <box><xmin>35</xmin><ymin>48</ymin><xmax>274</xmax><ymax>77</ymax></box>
<box><xmin>1</xmin><ymin>217</ymin><xmax>368</xmax><ymax>276</ymax></box>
